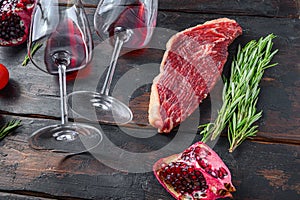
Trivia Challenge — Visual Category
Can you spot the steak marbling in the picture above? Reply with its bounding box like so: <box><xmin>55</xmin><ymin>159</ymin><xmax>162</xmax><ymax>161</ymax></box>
<box><xmin>148</xmin><ymin>18</ymin><xmax>242</xmax><ymax>133</ymax></box>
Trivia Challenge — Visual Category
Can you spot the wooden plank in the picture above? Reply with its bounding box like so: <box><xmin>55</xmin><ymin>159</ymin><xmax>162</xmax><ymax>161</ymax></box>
<box><xmin>0</xmin><ymin>192</ymin><xmax>54</xmax><ymax>200</ymax></box>
<box><xmin>0</xmin><ymin>117</ymin><xmax>299</xmax><ymax>199</ymax></box>
<box><xmin>157</xmin><ymin>0</ymin><xmax>300</xmax><ymax>18</ymax></box>
<box><xmin>0</xmin><ymin>11</ymin><xmax>299</xmax><ymax>142</ymax></box>
<box><xmin>79</xmin><ymin>0</ymin><xmax>300</xmax><ymax>18</ymax></box>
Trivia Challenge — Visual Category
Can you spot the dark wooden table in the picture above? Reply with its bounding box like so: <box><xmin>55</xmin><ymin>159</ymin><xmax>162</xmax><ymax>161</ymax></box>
<box><xmin>0</xmin><ymin>0</ymin><xmax>299</xmax><ymax>199</ymax></box>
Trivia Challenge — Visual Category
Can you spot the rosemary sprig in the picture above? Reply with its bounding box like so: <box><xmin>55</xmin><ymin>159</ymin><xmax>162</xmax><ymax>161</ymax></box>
<box><xmin>200</xmin><ymin>34</ymin><xmax>278</xmax><ymax>152</ymax></box>
<box><xmin>22</xmin><ymin>43</ymin><xmax>43</xmax><ymax>66</ymax></box>
<box><xmin>0</xmin><ymin>120</ymin><xmax>22</xmax><ymax>140</ymax></box>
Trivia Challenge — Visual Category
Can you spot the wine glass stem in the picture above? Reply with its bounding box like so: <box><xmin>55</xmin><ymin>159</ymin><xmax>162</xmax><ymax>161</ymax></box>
<box><xmin>58</xmin><ymin>64</ymin><xmax>68</xmax><ymax>125</ymax></box>
<box><xmin>100</xmin><ymin>36</ymin><xmax>124</xmax><ymax>96</ymax></box>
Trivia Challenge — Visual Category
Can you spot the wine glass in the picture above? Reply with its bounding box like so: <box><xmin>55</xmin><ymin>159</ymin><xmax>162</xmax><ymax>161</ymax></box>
<box><xmin>27</xmin><ymin>0</ymin><xmax>102</xmax><ymax>153</ymax></box>
<box><xmin>68</xmin><ymin>0</ymin><xmax>158</xmax><ymax>124</ymax></box>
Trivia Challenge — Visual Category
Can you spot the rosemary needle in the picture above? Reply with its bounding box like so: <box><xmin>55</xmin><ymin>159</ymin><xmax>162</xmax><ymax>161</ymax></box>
<box><xmin>200</xmin><ymin>34</ymin><xmax>278</xmax><ymax>152</ymax></box>
<box><xmin>0</xmin><ymin>120</ymin><xmax>22</xmax><ymax>140</ymax></box>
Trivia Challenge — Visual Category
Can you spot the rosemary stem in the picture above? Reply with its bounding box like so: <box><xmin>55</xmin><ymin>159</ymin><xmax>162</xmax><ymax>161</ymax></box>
<box><xmin>200</xmin><ymin>34</ymin><xmax>278</xmax><ymax>152</ymax></box>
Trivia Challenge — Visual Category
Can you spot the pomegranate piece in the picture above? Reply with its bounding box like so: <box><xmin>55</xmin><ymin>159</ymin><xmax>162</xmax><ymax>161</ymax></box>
<box><xmin>0</xmin><ymin>0</ymin><xmax>35</xmax><ymax>46</ymax></box>
<box><xmin>153</xmin><ymin>142</ymin><xmax>235</xmax><ymax>200</ymax></box>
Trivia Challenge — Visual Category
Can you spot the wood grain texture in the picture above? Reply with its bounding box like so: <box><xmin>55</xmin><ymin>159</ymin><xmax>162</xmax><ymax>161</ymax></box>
<box><xmin>157</xmin><ymin>0</ymin><xmax>300</xmax><ymax>18</ymax></box>
<box><xmin>0</xmin><ymin>10</ymin><xmax>299</xmax><ymax>143</ymax></box>
<box><xmin>0</xmin><ymin>117</ymin><xmax>299</xmax><ymax>199</ymax></box>
<box><xmin>0</xmin><ymin>1</ymin><xmax>299</xmax><ymax>200</ymax></box>
<box><xmin>79</xmin><ymin>0</ymin><xmax>300</xmax><ymax>18</ymax></box>
<box><xmin>0</xmin><ymin>192</ymin><xmax>54</xmax><ymax>200</ymax></box>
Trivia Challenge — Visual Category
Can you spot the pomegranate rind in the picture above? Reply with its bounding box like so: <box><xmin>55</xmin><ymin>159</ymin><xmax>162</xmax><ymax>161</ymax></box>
<box><xmin>186</xmin><ymin>142</ymin><xmax>234</xmax><ymax>188</ymax></box>
<box><xmin>153</xmin><ymin>154</ymin><xmax>181</xmax><ymax>199</ymax></box>
<box><xmin>0</xmin><ymin>0</ymin><xmax>35</xmax><ymax>46</ymax></box>
<box><xmin>153</xmin><ymin>142</ymin><xmax>235</xmax><ymax>200</ymax></box>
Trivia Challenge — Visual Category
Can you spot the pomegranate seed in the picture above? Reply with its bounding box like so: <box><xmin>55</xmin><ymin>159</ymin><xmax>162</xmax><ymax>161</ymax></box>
<box><xmin>201</xmin><ymin>193</ymin><xmax>207</xmax><ymax>198</ymax></box>
<box><xmin>160</xmin><ymin>161</ymin><xmax>209</xmax><ymax>196</ymax></box>
<box><xmin>206</xmin><ymin>164</ymin><xmax>212</xmax><ymax>170</ymax></box>
<box><xmin>218</xmin><ymin>170</ymin><xmax>224</xmax><ymax>179</ymax></box>
<box><xmin>6</xmin><ymin>10</ymin><xmax>12</xmax><ymax>17</ymax></box>
<box><xmin>154</xmin><ymin>142</ymin><xmax>235</xmax><ymax>199</ymax></box>
<box><xmin>16</xmin><ymin>3</ymin><xmax>25</xmax><ymax>8</ymax></box>
<box><xmin>219</xmin><ymin>167</ymin><xmax>228</xmax><ymax>177</ymax></box>
<box><xmin>194</xmin><ymin>146</ymin><xmax>201</xmax><ymax>154</ymax></box>
<box><xmin>198</xmin><ymin>158</ymin><xmax>208</xmax><ymax>169</ymax></box>
<box><xmin>210</xmin><ymin>170</ymin><xmax>218</xmax><ymax>178</ymax></box>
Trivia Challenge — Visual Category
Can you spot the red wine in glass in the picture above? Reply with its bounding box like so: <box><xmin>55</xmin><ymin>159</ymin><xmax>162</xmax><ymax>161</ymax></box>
<box><xmin>27</xmin><ymin>0</ymin><xmax>102</xmax><ymax>154</ymax></box>
<box><xmin>45</xmin><ymin>19</ymin><xmax>88</xmax><ymax>74</ymax></box>
<box><xmin>95</xmin><ymin>0</ymin><xmax>157</xmax><ymax>48</ymax></box>
<box><xmin>68</xmin><ymin>0</ymin><xmax>158</xmax><ymax>125</ymax></box>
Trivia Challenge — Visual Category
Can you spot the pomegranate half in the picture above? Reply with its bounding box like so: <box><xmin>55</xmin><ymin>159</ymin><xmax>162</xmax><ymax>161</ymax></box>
<box><xmin>153</xmin><ymin>142</ymin><xmax>236</xmax><ymax>200</ymax></box>
<box><xmin>0</xmin><ymin>0</ymin><xmax>35</xmax><ymax>46</ymax></box>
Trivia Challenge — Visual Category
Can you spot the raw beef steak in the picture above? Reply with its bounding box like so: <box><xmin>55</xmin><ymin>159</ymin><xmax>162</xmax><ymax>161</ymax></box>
<box><xmin>148</xmin><ymin>18</ymin><xmax>242</xmax><ymax>133</ymax></box>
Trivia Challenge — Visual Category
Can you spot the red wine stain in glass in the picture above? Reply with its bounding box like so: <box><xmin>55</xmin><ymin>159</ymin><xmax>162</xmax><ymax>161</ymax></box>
<box><xmin>107</xmin><ymin>1</ymin><xmax>149</xmax><ymax>48</ymax></box>
<box><xmin>45</xmin><ymin>19</ymin><xmax>87</xmax><ymax>75</ymax></box>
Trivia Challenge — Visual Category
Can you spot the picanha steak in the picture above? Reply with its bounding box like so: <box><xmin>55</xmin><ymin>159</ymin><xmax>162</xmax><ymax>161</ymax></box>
<box><xmin>148</xmin><ymin>18</ymin><xmax>242</xmax><ymax>133</ymax></box>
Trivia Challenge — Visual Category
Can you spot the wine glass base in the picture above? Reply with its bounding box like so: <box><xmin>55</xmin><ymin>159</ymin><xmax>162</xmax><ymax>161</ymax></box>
<box><xmin>28</xmin><ymin>123</ymin><xmax>103</xmax><ymax>153</ymax></box>
<box><xmin>68</xmin><ymin>91</ymin><xmax>133</xmax><ymax>125</ymax></box>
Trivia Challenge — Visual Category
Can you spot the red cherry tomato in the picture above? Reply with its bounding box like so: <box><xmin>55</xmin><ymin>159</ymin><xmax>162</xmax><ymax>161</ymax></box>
<box><xmin>0</xmin><ymin>64</ymin><xmax>9</xmax><ymax>90</ymax></box>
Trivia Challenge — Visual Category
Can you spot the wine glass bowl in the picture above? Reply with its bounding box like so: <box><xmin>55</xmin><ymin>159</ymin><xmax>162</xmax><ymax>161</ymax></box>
<box><xmin>94</xmin><ymin>0</ymin><xmax>157</xmax><ymax>48</ymax></box>
<box><xmin>29</xmin><ymin>0</ymin><xmax>93</xmax><ymax>75</ymax></box>
<box><xmin>68</xmin><ymin>0</ymin><xmax>158</xmax><ymax>125</ymax></box>
<box><xmin>27</xmin><ymin>0</ymin><xmax>102</xmax><ymax>153</ymax></box>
